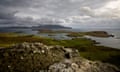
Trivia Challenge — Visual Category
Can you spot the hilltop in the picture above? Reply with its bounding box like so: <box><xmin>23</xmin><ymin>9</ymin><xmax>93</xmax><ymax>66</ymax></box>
<box><xmin>0</xmin><ymin>42</ymin><xmax>119</xmax><ymax>72</ymax></box>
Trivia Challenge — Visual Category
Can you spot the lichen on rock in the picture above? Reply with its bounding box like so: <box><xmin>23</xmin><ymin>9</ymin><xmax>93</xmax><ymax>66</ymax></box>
<box><xmin>0</xmin><ymin>42</ymin><xmax>119</xmax><ymax>72</ymax></box>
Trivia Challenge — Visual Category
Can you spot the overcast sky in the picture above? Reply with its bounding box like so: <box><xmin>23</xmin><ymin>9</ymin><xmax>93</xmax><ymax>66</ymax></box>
<box><xmin>0</xmin><ymin>0</ymin><xmax>120</xmax><ymax>28</ymax></box>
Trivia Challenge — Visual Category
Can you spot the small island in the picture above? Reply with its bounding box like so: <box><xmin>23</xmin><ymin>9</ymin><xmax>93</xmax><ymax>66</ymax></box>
<box><xmin>38</xmin><ymin>29</ymin><xmax>72</xmax><ymax>33</ymax></box>
<box><xmin>67</xmin><ymin>31</ymin><xmax>114</xmax><ymax>38</ymax></box>
<box><xmin>38</xmin><ymin>30</ymin><xmax>114</xmax><ymax>38</ymax></box>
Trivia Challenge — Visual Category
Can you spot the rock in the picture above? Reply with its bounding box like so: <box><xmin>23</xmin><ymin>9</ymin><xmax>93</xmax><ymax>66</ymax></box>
<box><xmin>8</xmin><ymin>65</ymin><xmax>11</xmax><ymax>68</ymax></box>
<box><xmin>0</xmin><ymin>42</ymin><xmax>119</xmax><ymax>72</ymax></box>
<box><xmin>41</xmin><ymin>50</ymin><xmax>45</xmax><ymax>53</ymax></box>
<box><xmin>49</xmin><ymin>59</ymin><xmax>120</xmax><ymax>72</ymax></box>
<box><xmin>20</xmin><ymin>56</ymin><xmax>24</xmax><ymax>60</ymax></box>
<box><xmin>71</xmin><ymin>63</ymin><xmax>79</xmax><ymax>70</ymax></box>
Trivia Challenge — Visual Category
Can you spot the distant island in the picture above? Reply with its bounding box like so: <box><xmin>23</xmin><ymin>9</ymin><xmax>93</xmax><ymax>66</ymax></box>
<box><xmin>0</xmin><ymin>25</ymin><xmax>72</xmax><ymax>30</ymax></box>
<box><xmin>32</xmin><ymin>24</ymin><xmax>72</xmax><ymax>30</ymax></box>
<box><xmin>67</xmin><ymin>31</ymin><xmax>114</xmax><ymax>38</ymax></box>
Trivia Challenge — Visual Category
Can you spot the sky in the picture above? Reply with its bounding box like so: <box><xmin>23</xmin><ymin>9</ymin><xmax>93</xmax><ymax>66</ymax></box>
<box><xmin>0</xmin><ymin>0</ymin><xmax>120</xmax><ymax>28</ymax></box>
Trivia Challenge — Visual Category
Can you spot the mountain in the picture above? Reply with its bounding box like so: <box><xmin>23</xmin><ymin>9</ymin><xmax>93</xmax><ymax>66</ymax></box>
<box><xmin>32</xmin><ymin>25</ymin><xmax>72</xmax><ymax>29</ymax></box>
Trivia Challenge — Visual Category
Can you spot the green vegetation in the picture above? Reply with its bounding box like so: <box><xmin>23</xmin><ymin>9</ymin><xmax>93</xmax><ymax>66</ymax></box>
<box><xmin>0</xmin><ymin>33</ymin><xmax>53</xmax><ymax>47</ymax></box>
<box><xmin>67</xmin><ymin>32</ymin><xmax>85</xmax><ymax>37</ymax></box>
<box><xmin>86</xmin><ymin>31</ymin><xmax>114</xmax><ymax>37</ymax></box>
<box><xmin>38</xmin><ymin>29</ymin><xmax>71</xmax><ymax>33</ymax></box>
<box><xmin>67</xmin><ymin>31</ymin><xmax>114</xmax><ymax>37</ymax></box>
<box><xmin>0</xmin><ymin>33</ymin><xmax>120</xmax><ymax>68</ymax></box>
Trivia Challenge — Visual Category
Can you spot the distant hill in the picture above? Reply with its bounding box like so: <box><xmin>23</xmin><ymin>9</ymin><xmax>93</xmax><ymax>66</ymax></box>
<box><xmin>0</xmin><ymin>25</ymin><xmax>72</xmax><ymax>30</ymax></box>
<box><xmin>0</xmin><ymin>26</ymin><xmax>30</xmax><ymax>29</ymax></box>
<box><xmin>32</xmin><ymin>25</ymin><xmax>72</xmax><ymax>29</ymax></box>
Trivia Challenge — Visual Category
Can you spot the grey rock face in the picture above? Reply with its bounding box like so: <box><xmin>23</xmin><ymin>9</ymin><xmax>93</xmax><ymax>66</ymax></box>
<box><xmin>49</xmin><ymin>59</ymin><xmax>120</xmax><ymax>72</ymax></box>
<box><xmin>0</xmin><ymin>42</ymin><xmax>119</xmax><ymax>72</ymax></box>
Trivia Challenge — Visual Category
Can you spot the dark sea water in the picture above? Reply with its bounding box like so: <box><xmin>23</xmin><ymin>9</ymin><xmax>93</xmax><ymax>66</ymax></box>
<box><xmin>0</xmin><ymin>28</ymin><xmax>120</xmax><ymax>49</ymax></box>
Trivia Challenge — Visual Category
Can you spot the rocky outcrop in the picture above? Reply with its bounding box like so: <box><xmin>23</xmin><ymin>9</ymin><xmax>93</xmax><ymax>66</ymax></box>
<box><xmin>0</xmin><ymin>42</ymin><xmax>119</xmax><ymax>72</ymax></box>
<box><xmin>49</xmin><ymin>58</ymin><xmax>119</xmax><ymax>72</ymax></box>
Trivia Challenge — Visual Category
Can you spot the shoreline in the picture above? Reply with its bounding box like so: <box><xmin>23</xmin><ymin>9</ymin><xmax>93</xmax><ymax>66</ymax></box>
<box><xmin>0</xmin><ymin>30</ymin><xmax>120</xmax><ymax>49</ymax></box>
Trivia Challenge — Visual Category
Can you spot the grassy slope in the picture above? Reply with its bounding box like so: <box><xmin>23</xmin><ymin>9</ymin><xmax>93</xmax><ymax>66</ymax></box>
<box><xmin>0</xmin><ymin>33</ymin><xmax>120</xmax><ymax>67</ymax></box>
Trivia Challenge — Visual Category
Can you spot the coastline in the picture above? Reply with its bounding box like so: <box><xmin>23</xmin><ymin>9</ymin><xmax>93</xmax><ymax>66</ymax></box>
<box><xmin>0</xmin><ymin>30</ymin><xmax>120</xmax><ymax>68</ymax></box>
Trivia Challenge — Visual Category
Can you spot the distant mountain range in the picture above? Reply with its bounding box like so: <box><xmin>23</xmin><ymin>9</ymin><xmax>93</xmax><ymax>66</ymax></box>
<box><xmin>32</xmin><ymin>25</ymin><xmax>72</xmax><ymax>29</ymax></box>
<box><xmin>0</xmin><ymin>25</ymin><xmax>72</xmax><ymax>29</ymax></box>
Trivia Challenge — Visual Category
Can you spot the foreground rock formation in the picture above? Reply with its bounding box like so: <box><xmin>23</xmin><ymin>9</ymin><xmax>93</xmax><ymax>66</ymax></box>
<box><xmin>0</xmin><ymin>42</ymin><xmax>119</xmax><ymax>72</ymax></box>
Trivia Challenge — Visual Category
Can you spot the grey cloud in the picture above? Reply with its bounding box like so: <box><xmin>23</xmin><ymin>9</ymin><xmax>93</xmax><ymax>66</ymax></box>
<box><xmin>0</xmin><ymin>0</ymin><xmax>120</xmax><ymax>28</ymax></box>
<box><xmin>0</xmin><ymin>11</ymin><xmax>17</xmax><ymax>20</ymax></box>
<box><xmin>15</xmin><ymin>0</ymin><xmax>111</xmax><ymax>18</ymax></box>
<box><xmin>70</xmin><ymin>18</ymin><xmax>120</xmax><ymax>28</ymax></box>
<box><xmin>0</xmin><ymin>0</ymin><xmax>32</xmax><ymax>7</ymax></box>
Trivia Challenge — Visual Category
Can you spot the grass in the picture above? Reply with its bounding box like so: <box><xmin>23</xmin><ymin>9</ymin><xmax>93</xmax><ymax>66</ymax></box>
<box><xmin>38</xmin><ymin>29</ymin><xmax>71</xmax><ymax>33</ymax></box>
<box><xmin>0</xmin><ymin>33</ymin><xmax>120</xmax><ymax>68</ymax></box>
<box><xmin>67</xmin><ymin>31</ymin><xmax>113</xmax><ymax>37</ymax></box>
<box><xmin>0</xmin><ymin>33</ymin><xmax>53</xmax><ymax>47</ymax></box>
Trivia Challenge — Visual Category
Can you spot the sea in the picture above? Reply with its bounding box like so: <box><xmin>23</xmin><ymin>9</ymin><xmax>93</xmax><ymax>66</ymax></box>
<box><xmin>0</xmin><ymin>27</ymin><xmax>120</xmax><ymax>49</ymax></box>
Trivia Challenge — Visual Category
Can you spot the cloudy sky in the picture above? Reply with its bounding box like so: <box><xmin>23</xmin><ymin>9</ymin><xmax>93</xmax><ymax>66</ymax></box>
<box><xmin>0</xmin><ymin>0</ymin><xmax>120</xmax><ymax>28</ymax></box>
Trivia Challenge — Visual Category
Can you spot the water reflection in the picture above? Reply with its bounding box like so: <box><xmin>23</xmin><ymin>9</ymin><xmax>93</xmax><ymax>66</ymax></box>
<box><xmin>85</xmin><ymin>35</ymin><xmax>120</xmax><ymax>49</ymax></box>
